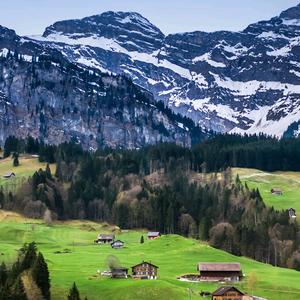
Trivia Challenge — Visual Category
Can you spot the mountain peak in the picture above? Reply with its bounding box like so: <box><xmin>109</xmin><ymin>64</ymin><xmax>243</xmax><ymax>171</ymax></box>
<box><xmin>279</xmin><ymin>3</ymin><xmax>300</xmax><ymax>19</ymax></box>
<box><xmin>43</xmin><ymin>10</ymin><xmax>164</xmax><ymax>39</ymax></box>
<box><xmin>83</xmin><ymin>11</ymin><xmax>164</xmax><ymax>37</ymax></box>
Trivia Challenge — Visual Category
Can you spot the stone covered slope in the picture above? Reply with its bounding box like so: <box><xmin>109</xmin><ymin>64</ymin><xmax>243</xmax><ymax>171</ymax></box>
<box><xmin>0</xmin><ymin>26</ymin><xmax>204</xmax><ymax>149</ymax></box>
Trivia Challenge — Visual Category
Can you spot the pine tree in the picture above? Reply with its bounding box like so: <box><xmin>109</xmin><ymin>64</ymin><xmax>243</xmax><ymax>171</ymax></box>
<box><xmin>45</xmin><ymin>163</ymin><xmax>52</xmax><ymax>179</ymax></box>
<box><xmin>13</xmin><ymin>152</ymin><xmax>19</xmax><ymax>167</ymax></box>
<box><xmin>67</xmin><ymin>282</ymin><xmax>81</xmax><ymax>300</ymax></box>
<box><xmin>0</xmin><ymin>262</ymin><xmax>7</xmax><ymax>287</ymax></box>
<box><xmin>20</xmin><ymin>242</ymin><xmax>37</xmax><ymax>271</ymax></box>
<box><xmin>140</xmin><ymin>235</ymin><xmax>144</xmax><ymax>244</ymax></box>
<box><xmin>32</xmin><ymin>252</ymin><xmax>51</xmax><ymax>300</ymax></box>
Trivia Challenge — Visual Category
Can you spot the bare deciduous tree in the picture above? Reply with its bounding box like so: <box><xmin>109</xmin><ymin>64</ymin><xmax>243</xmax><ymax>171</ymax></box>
<box><xmin>43</xmin><ymin>209</ymin><xmax>53</xmax><ymax>226</ymax></box>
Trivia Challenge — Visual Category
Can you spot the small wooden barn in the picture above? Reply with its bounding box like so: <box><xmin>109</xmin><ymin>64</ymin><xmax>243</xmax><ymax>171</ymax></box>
<box><xmin>198</xmin><ymin>263</ymin><xmax>243</xmax><ymax>282</ymax></box>
<box><xmin>95</xmin><ymin>234</ymin><xmax>115</xmax><ymax>244</ymax></box>
<box><xmin>111</xmin><ymin>240</ymin><xmax>124</xmax><ymax>249</ymax></box>
<box><xmin>111</xmin><ymin>267</ymin><xmax>128</xmax><ymax>279</ymax></box>
<box><xmin>211</xmin><ymin>286</ymin><xmax>245</xmax><ymax>300</ymax></box>
<box><xmin>147</xmin><ymin>232</ymin><xmax>160</xmax><ymax>240</ymax></box>
<box><xmin>131</xmin><ymin>261</ymin><xmax>159</xmax><ymax>279</ymax></box>
<box><xmin>271</xmin><ymin>188</ymin><xmax>282</xmax><ymax>195</ymax></box>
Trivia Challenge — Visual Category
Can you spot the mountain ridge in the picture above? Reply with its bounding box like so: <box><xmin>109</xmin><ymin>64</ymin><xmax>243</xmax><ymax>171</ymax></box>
<box><xmin>20</xmin><ymin>3</ymin><xmax>300</xmax><ymax>137</ymax></box>
<box><xmin>1</xmin><ymin>4</ymin><xmax>300</xmax><ymax>142</ymax></box>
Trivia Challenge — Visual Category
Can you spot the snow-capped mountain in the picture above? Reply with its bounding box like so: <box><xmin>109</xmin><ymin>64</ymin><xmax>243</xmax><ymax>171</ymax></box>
<box><xmin>22</xmin><ymin>4</ymin><xmax>300</xmax><ymax>137</ymax></box>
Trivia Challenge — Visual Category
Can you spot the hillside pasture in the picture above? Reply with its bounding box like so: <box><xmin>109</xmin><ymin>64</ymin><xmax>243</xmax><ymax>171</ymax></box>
<box><xmin>233</xmin><ymin>168</ymin><xmax>300</xmax><ymax>215</ymax></box>
<box><xmin>0</xmin><ymin>211</ymin><xmax>300</xmax><ymax>300</ymax></box>
<box><xmin>0</xmin><ymin>154</ymin><xmax>55</xmax><ymax>193</ymax></box>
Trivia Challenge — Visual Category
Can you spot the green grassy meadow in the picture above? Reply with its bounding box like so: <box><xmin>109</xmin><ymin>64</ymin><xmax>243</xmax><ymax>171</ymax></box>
<box><xmin>233</xmin><ymin>168</ymin><xmax>300</xmax><ymax>215</ymax></box>
<box><xmin>0</xmin><ymin>154</ymin><xmax>55</xmax><ymax>192</ymax></box>
<box><xmin>0</xmin><ymin>211</ymin><xmax>300</xmax><ymax>300</ymax></box>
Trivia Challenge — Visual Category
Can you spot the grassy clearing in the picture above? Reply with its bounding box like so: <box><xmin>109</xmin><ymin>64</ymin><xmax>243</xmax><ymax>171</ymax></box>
<box><xmin>0</xmin><ymin>154</ymin><xmax>55</xmax><ymax>192</ymax></box>
<box><xmin>233</xmin><ymin>168</ymin><xmax>300</xmax><ymax>215</ymax></box>
<box><xmin>0</xmin><ymin>211</ymin><xmax>299</xmax><ymax>300</ymax></box>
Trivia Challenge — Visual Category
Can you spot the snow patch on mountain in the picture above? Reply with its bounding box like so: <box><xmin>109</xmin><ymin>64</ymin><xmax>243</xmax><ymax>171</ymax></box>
<box><xmin>192</xmin><ymin>53</ymin><xmax>226</xmax><ymax>68</ymax></box>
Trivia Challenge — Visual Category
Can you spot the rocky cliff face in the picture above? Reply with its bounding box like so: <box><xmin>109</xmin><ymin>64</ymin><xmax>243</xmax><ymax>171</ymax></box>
<box><xmin>0</xmin><ymin>29</ymin><xmax>204</xmax><ymax>149</ymax></box>
<box><xmin>24</xmin><ymin>3</ymin><xmax>300</xmax><ymax>137</ymax></box>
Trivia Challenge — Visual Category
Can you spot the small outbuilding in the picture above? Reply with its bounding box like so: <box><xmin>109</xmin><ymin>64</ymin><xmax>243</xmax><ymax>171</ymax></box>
<box><xmin>271</xmin><ymin>188</ymin><xmax>283</xmax><ymax>195</ymax></box>
<box><xmin>111</xmin><ymin>267</ymin><xmax>128</xmax><ymax>279</ymax></box>
<box><xmin>147</xmin><ymin>232</ymin><xmax>160</xmax><ymax>240</ymax></box>
<box><xmin>131</xmin><ymin>261</ymin><xmax>159</xmax><ymax>279</ymax></box>
<box><xmin>95</xmin><ymin>234</ymin><xmax>115</xmax><ymax>244</ymax></box>
<box><xmin>111</xmin><ymin>240</ymin><xmax>124</xmax><ymax>249</ymax></box>
<box><xmin>3</xmin><ymin>172</ymin><xmax>16</xmax><ymax>179</ymax></box>
<box><xmin>198</xmin><ymin>263</ymin><xmax>243</xmax><ymax>282</ymax></box>
<box><xmin>211</xmin><ymin>286</ymin><xmax>245</xmax><ymax>300</ymax></box>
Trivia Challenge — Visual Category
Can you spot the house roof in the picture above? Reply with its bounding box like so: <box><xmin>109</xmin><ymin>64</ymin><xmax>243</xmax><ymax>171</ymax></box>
<box><xmin>147</xmin><ymin>232</ymin><xmax>160</xmax><ymax>237</ymax></box>
<box><xmin>198</xmin><ymin>263</ymin><xmax>241</xmax><ymax>272</ymax></box>
<box><xmin>212</xmin><ymin>286</ymin><xmax>245</xmax><ymax>296</ymax></box>
<box><xmin>131</xmin><ymin>261</ymin><xmax>159</xmax><ymax>269</ymax></box>
<box><xmin>3</xmin><ymin>172</ymin><xmax>15</xmax><ymax>177</ymax></box>
<box><xmin>98</xmin><ymin>234</ymin><xmax>115</xmax><ymax>239</ymax></box>
<box><xmin>111</xmin><ymin>240</ymin><xmax>124</xmax><ymax>245</ymax></box>
<box><xmin>111</xmin><ymin>267</ymin><xmax>128</xmax><ymax>272</ymax></box>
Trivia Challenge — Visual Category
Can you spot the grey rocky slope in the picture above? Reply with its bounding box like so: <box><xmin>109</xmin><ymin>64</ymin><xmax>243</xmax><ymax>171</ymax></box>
<box><xmin>24</xmin><ymin>4</ymin><xmax>300</xmax><ymax>137</ymax></box>
<box><xmin>0</xmin><ymin>26</ymin><xmax>206</xmax><ymax>149</ymax></box>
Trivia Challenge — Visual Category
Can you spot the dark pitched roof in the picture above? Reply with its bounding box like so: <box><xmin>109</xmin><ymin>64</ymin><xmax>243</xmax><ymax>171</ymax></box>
<box><xmin>131</xmin><ymin>261</ymin><xmax>159</xmax><ymax>269</ymax></box>
<box><xmin>111</xmin><ymin>267</ymin><xmax>128</xmax><ymax>272</ymax></box>
<box><xmin>198</xmin><ymin>263</ymin><xmax>241</xmax><ymax>272</ymax></box>
<box><xmin>212</xmin><ymin>286</ymin><xmax>245</xmax><ymax>296</ymax></box>
<box><xmin>98</xmin><ymin>234</ymin><xmax>115</xmax><ymax>239</ymax></box>
<box><xmin>111</xmin><ymin>240</ymin><xmax>124</xmax><ymax>245</ymax></box>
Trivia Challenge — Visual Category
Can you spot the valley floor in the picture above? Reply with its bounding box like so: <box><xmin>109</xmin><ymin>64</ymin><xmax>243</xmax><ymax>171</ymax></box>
<box><xmin>0</xmin><ymin>211</ymin><xmax>300</xmax><ymax>300</ymax></box>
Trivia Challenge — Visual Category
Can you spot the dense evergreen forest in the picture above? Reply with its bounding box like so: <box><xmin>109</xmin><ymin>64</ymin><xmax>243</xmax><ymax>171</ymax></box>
<box><xmin>1</xmin><ymin>135</ymin><xmax>300</xmax><ymax>272</ymax></box>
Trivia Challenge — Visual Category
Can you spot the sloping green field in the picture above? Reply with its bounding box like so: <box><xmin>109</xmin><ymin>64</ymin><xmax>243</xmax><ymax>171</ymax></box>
<box><xmin>0</xmin><ymin>154</ymin><xmax>55</xmax><ymax>192</ymax></box>
<box><xmin>0</xmin><ymin>211</ymin><xmax>300</xmax><ymax>300</ymax></box>
<box><xmin>233</xmin><ymin>168</ymin><xmax>300</xmax><ymax>215</ymax></box>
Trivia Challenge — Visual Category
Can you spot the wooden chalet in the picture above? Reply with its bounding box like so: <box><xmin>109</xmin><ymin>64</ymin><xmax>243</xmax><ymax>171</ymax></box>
<box><xmin>147</xmin><ymin>232</ymin><xmax>160</xmax><ymax>240</ymax></box>
<box><xmin>95</xmin><ymin>234</ymin><xmax>115</xmax><ymax>244</ymax></box>
<box><xmin>271</xmin><ymin>188</ymin><xmax>282</xmax><ymax>195</ymax></box>
<box><xmin>3</xmin><ymin>172</ymin><xmax>15</xmax><ymax>179</ymax></box>
<box><xmin>211</xmin><ymin>286</ymin><xmax>245</xmax><ymax>300</ymax></box>
<box><xmin>198</xmin><ymin>263</ymin><xmax>243</xmax><ymax>282</ymax></box>
<box><xmin>111</xmin><ymin>267</ymin><xmax>128</xmax><ymax>279</ymax></box>
<box><xmin>111</xmin><ymin>240</ymin><xmax>124</xmax><ymax>249</ymax></box>
<box><xmin>131</xmin><ymin>261</ymin><xmax>159</xmax><ymax>279</ymax></box>
<box><xmin>288</xmin><ymin>208</ymin><xmax>297</xmax><ymax>219</ymax></box>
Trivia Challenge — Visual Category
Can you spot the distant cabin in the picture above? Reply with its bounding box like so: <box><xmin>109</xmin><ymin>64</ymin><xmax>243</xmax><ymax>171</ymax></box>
<box><xmin>131</xmin><ymin>261</ymin><xmax>159</xmax><ymax>279</ymax></box>
<box><xmin>3</xmin><ymin>172</ymin><xmax>16</xmax><ymax>179</ymax></box>
<box><xmin>198</xmin><ymin>263</ymin><xmax>243</xmax><ymax>282</ymax></box>
<box><xmin>211</xmin><ymin>286</ymin><xmax>245</xmax><ymax>300</ymax></box>
<box><xmin>111</xmin><ymin>267</ymin><xmax>128</xmax><ymax>279</ymax></box>
<box><xmin>288</xmin><ymin>208</ymin><xmax>297</xmax><ymax>219</ymax></box>
<box><xmin>95</xmin><ymin>234</ymin><xmax>115</xmax><ymax>244</ymax></box>
<box><xmin>111</xmin><ymin>240</ymin><xmax>124</xmax><ymax>249</ymax></box>
<box><xmin>147</xmin><ymin>232</ymin><xmax>160</xmax><ymax>240</ymax></box>
<box><xmin>271</xmin><ymin>188</ymin><xmax>283</xmax><ymax>195</ymax></box>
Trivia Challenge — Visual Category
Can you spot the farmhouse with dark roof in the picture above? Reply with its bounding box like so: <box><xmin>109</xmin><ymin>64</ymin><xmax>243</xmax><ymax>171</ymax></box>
<box><xmin>198</xmin><ymin>263</ymin><xmax>243</xmax><ymax>282</ymax></box>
